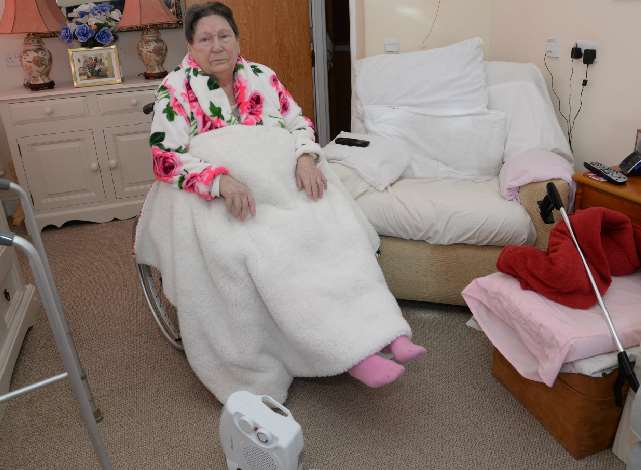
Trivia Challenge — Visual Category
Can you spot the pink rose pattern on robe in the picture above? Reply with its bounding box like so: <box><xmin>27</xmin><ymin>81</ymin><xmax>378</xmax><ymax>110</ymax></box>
<box><xmin>149</xmin><ymin>55</ymin><xmax>317</xmax><ymax>200</ymax></box>
<box><xmin>269</xmin><ymin>74</ymin><xmax>293</xmax><ymax>116</ymax></box>
<box><xmin>152</xmin><ymin>146</ymin><xmax>182</xmax><ymax>182</ymax></box>
<box><xmin>183</xmin><ymin>166</ymin><xmax>228</xmax><ymax>200</ymax></box>
<box><xmin>162</xmin><ymin>82</ymin><xmax>190</xmax><ymax>126</ymax></box>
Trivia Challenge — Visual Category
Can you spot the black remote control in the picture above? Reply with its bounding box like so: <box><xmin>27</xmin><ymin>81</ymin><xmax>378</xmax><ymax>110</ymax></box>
<box><xmin>583</xmin><ymin>161</ymin><xmax>628</xmax><ymax>184</ymax></box>
<box><xmin>335</xmin><ymin>137</ymin><xmax>370</xmax><ymax>147</ymax></box>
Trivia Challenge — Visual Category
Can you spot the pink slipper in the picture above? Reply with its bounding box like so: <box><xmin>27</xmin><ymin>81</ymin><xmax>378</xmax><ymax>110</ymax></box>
<box><xmin>348</xmin><ymin>354</ymin><xmax>405</xmax><ymax>388</ymax></box>
<box><xmin>387</xmin><ymin>336</ymin><xmax>427</xmax><ymax>364</ymax></box>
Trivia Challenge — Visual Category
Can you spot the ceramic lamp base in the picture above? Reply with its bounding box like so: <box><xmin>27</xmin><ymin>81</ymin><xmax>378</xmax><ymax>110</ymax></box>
<box><xmin>138</xmin><ymin>28</ymin><xmax>168</xmax><ymax>81</ymax></box>
<box><xmin>24</xmin><ymin>80</ymin><xmax>55</xmax><ymax>91</ymax></box>
<box><xmin>21</xmin><ymin>34</ymin><xmax>55</xmax><ymax>91</ymax></box>
<box><xmin>143</xmin><ymin>71</ymin><xmax>168</xmax><ymax>80</ymax></box>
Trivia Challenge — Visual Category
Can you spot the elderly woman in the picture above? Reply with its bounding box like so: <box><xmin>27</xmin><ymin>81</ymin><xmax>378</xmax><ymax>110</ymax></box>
<box><xmin>147</xmin><ymin>2</ymin><xmax>425</xmax><ymax>398</ymax></box>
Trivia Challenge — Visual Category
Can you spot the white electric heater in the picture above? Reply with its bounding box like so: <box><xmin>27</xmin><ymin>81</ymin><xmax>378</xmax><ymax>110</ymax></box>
<box><xmin>220</xmin><ymin>391</ymin><xmax>304</xmax><ymax>470</ymax></box>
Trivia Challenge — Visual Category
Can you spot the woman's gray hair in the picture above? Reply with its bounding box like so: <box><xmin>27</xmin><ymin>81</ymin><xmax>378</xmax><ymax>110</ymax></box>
<box><xmin>184</xmin><ymin>2</ymin><xmax>239</xmax><ymax>44</ymax></box>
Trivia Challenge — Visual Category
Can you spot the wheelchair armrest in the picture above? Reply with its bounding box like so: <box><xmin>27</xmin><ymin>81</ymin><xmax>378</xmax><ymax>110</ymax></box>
<box><xmin>519</xmin><ymin>179</ymin><xmax>570</xmax><ymax>250</ymax></box>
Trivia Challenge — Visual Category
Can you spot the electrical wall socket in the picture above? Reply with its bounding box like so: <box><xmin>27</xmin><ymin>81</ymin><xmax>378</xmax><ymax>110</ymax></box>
<box><xmin>545</xmin><ymin>38</ymin><xmax>560</xmax><ymax>59</ymax></box>
<box><xmin>5</xmin><ymin>52</ymin><xmax>21</xmax><ymax>68</ymax></box>
<box><xmin>383</xmin><ymin>38</ymin><xmax>400</xmax><ymax>54</ymax></box>
<box><xmin>576</xmin><ymin>40</ymin><xmax>599</xmax><ymax>62</ymax></box>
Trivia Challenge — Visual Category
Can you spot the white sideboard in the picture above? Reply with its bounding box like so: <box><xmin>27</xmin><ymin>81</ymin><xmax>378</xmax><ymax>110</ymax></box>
<box><xmin>0</xmin><ymin>201</ymin><xmax>39</xmax><ymax>421</ymax></box>
<box><xmin>0</xmin><ymin>78</ymin><xmax>160</xmax><ymax>230</ymax></box>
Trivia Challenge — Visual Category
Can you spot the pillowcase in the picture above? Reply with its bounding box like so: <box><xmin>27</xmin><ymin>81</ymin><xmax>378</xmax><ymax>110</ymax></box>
<box><xmin>363</xmin><ymin>106</ymin><xmax>507</xmax><ymax>180</ymax></box>
<box><xmin>355</xmin><ymin>37</ymin><xmax>488</xmax><ymax>115</ymax></box>
<box><xmin>321</xmin><ymin>131</ymin><xmax>411</xmax><ymax>191</ymax></box>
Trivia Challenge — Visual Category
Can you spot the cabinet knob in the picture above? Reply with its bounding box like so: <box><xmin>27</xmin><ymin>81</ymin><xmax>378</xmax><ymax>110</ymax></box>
<box><xmin>108</xmin><ymin>159</ymin><xmax>118</xmax><ymax>169</ymax></box>
<box><xmin>90</xmin><ymin>162</ymin><xmax>99</xmax><ymax>172</ymax></box>
<box><xmin>44</xmin><ymin>106</ymin><xmax>53</xmax><ymax>115</ymax></box>
<box><xmin>130</xmin><ymin>98</ymin><xmax>138</xmax><ymax>107</ymax></box>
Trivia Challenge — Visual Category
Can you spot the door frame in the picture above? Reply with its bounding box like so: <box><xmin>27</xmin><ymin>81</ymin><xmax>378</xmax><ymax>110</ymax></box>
<box><xmin>310</xmin><ymin>0</ymin><xmax>330</xmax><ymax>146</ymax></box>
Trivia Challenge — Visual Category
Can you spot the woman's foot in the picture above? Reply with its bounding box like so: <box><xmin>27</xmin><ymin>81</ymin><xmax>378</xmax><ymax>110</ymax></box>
<box><xmin>387</xmin><ymin>336</ymin><xmax>426</xmax><ymax>364</ymax></box>
<box><xmin>348</xmin><ymin>354</ymin><xmax>405</xmax><ymax>388</ymax></box>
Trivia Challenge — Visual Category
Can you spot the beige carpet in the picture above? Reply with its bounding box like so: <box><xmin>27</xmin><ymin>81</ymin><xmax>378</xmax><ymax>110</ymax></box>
<box><xmin>0</xmin><ymin>219</ymin><xmax>623</xmax><ymax>469</ymax></box>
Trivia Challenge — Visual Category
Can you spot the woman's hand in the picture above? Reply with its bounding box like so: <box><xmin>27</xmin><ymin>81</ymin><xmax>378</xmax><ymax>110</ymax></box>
<box><xmin>219</xmin><ymin>174</ymin><xmax>256</xmax><ymax>221</ymax></box>
<box><xmin>295</xmin><ymin>154</ymin><xmax>327</xmax><ymax>201</ymax></box>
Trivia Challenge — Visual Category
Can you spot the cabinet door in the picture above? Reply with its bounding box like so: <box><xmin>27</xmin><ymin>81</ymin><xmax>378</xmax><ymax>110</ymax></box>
<box><xmin>18</xmin><ymin>131</ymin><xmax>106</xmax><ymax>211</ymax></box>
<box><xmin>102</xmin><ymin>124</ymin><xmax>155</xmax><ymax>199</ymax></box>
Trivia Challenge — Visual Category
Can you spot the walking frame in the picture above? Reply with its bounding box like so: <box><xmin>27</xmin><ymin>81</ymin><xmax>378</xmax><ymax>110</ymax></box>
<box><xmin>0</xmin><ymin>180</ymin><xmax>112</xmax><ymax>469</ymax></box>
<box><xmin>538</xmin><ymin>182</ymin><xmax>640</xmax><ymax>405</ymax></box>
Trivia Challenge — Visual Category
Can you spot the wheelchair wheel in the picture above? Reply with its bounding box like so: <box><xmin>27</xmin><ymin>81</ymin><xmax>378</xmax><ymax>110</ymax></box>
<box><xmin>133</xmin><ymin>216</ymin><xmax>183</xmax><ymax>350</ymax></box>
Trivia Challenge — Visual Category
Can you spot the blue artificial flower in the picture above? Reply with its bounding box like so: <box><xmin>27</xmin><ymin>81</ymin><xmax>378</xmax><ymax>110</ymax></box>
<box><xmin>74</xmin><ymin>23</ymin><xmax>94</xmax><ymax>43</ymax></box>
<box><xmin>95</xmin><ymin>27</ymin><xmax>114</xmax><ymax>46</ymax></box>
<box><xmin>59</xmin><ymin>26</ymin><xmax>73</xmax><ymax>44</ymax></box>
<box><xmin>78</xmin><ymin>11</ymin><xmax>88</xmax><ymax>18</ymax></box>
<box><xmin>91</xmin><ymin>4</ymin><xmax>112</xmax><ymax>15</ymax></box>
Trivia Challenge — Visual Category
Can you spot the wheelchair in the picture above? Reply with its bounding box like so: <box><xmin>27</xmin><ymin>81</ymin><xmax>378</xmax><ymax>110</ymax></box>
<box><xmin>134</xmin><ymin>102</ymin><xmax>183</xmax><ymax>350</ymax></box>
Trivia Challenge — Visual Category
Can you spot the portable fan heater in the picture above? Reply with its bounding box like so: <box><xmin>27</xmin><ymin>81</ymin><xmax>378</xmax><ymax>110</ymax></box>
<box><xmin>220</xmin><ymin>391</ymin><xmax>304</xmax><ymax>470</ymax></box>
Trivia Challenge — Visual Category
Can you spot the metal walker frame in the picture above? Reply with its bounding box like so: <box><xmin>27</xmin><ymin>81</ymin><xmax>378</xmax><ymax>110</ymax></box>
<box><xmin>0</xmin><ymin>180</ymin><xmax>112</xmax><ymax>469</ymax></box>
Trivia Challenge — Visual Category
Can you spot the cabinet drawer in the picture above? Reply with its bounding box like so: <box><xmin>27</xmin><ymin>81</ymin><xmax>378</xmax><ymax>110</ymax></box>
<box><xmin>96</xmin><ymin>90</ymin><xmax>156</xmax><ymax>117</ymax></box>
<box><xmin>8</xmin><ymin>97</ymin><xmax>89</xmax><ymax>126</ymax></box>
<box><xmin>0</xmin><ymin>246</ymin><xmax>21</xmax><ymax>325</ymax></box>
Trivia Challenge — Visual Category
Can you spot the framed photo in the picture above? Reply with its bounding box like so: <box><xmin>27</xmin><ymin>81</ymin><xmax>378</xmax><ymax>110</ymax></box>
<box><xmin>68</xmin><ymin>45</ymin><xmax>122</xmax><ymax>87</ymax></box>
<box><xmin>636</xmin><ymin>129</ymin><xmax>641</xmax><ymax>154</ymax></box>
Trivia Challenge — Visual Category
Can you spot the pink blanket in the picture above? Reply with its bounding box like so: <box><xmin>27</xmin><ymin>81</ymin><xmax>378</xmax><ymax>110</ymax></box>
<box><xmin>462</xmin><ymin>271</ymin><xmax>641</xmax><ymax>386</ymax></box>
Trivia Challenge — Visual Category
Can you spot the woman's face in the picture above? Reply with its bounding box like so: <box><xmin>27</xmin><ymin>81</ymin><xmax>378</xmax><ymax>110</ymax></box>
<box><xmin>188</xmin><ymin>14</ymin><xmax>240</xmax><ymax>80</ymax></box>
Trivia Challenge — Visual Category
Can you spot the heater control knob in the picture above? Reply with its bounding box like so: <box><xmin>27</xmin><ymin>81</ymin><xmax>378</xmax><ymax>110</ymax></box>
<box><xmin>255</xmin><ymin>429</ymin><xmax>271</xmax><ymax>444</ymax></box>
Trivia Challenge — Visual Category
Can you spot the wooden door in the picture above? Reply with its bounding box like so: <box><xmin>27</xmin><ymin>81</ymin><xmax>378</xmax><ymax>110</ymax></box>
<box><xmin>185</xmin><ymin>0</ymin><xmax>315</xmax><ymax>118</ymax></box>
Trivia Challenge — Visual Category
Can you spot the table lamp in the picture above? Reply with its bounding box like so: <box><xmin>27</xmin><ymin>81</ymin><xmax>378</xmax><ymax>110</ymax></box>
<box><xmin>0</xmin><ymin>0</ymin><xmax>66</xmax><ymax>90</ymax></box>
<box><xmin>117</xmin><ymin>0</ymin><xmax>178</xmax><ymax>79</ymax></box>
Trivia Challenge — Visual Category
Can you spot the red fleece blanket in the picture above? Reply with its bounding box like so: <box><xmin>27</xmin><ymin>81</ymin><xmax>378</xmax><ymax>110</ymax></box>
<box><xmin>497</xmin><ymin>207</ymin><xmax>641</xmax><ymax>308</ymax></box>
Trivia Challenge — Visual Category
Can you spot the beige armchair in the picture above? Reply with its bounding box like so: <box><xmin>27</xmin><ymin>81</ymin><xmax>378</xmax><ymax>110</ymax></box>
<box><xmin>377</xmin><ymin>180</ymin><xmax>570</xmax><ymax>306</ymax></box>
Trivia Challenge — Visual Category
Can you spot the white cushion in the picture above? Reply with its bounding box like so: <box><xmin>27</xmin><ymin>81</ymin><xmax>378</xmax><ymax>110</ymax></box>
<box><xmin>355</xmin><ymin>37</ymin><xmax>488</xmax><ymax>115</ymax></box>
<box><xmin>356</xmin><ymin>177</ymin><xmax>535</xmax><ymax>246</ymax></box>
<box><xmin>363</xmin><ymin>106</ymin><xmax>507</xmax><ymax>180</ymax></box>
<box><xmin>321</xmin><ymin>131</ymin><xmax>410</xmax><ymax>191</ymax></box>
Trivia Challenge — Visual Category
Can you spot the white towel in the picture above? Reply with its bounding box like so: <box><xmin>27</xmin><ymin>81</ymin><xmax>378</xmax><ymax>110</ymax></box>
<box><xmin>135</xmin><ymin>126</ymin><xmax>411</xmax><ymax>403</ymax></box>
<box><xmin>322</xmin><ymin>131</ymin><xmax>410</xmax><ymax>191</ymax></box>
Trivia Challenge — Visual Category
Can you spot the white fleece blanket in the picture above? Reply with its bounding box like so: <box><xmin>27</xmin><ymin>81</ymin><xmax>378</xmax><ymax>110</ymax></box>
<box><xmin>135</xmin><ymin>126</ymin><xmax>411</xmax><ymax>404</ymax></box>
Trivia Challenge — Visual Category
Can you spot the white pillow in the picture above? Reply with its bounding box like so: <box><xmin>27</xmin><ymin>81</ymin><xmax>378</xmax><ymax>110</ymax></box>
<box><xmin>355</xmin><ymin>37</ymin><xmax>488</xmax><ymax>115</ymax></box>
<box><xmin>363</xmin><ymin>106</ymin><xmax>507</xmax><ymax>180</ymax></box>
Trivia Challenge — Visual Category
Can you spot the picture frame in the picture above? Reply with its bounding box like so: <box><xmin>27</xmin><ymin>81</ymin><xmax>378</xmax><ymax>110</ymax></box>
<box><xmin>68</xmin><ymin>45</ymin><xmax>122</xmax><ymax>88</ymax></box>
<box><xmin>636</xmin><ymin>129</ymin><xmax>641</xmax><ymax>154</ymax></box>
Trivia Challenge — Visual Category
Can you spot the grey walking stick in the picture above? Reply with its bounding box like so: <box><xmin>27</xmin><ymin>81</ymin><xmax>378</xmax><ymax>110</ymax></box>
<box><xmin>538</xmin><ymin>182</ymin><xmax>639</xmax><ymax>405</ymax></box>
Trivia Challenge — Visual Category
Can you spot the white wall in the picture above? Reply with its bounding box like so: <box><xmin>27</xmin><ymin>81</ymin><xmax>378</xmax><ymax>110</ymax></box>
<box><xmin>357</xmin><ymin>0</ymin><xmax>493</xmax><ymax>58</ymax></box>
<box><xmin>490</xmin><ymin>0</ymin><xmax>641</xmax><ymax>168</ymax></box>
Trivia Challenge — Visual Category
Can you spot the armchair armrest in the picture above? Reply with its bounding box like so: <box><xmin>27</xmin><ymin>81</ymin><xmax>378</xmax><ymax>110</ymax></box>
<box><xmin>519</xmin><ymin>179</ymin><xmax>570</xmax><ymax>250</ymax></box>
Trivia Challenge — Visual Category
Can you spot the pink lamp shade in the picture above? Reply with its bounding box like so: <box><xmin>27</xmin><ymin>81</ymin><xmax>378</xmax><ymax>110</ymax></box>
<box><xmin>118</xmin><ymin>0</ymin><xmax>178</xmax><ymax>29</ymax></box>
<box><xmin>0</xmin><ymin>0</ymin><xmax>65</xmax><ymax>34</ymax></box>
